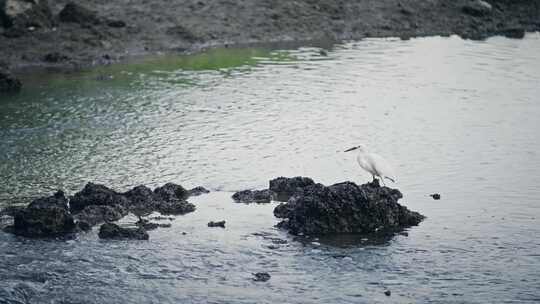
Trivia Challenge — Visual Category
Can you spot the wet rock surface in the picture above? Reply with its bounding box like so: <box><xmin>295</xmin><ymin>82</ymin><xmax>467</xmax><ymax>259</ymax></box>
<box><xmin>74</xmin><ymin>204</ymin><xmax>127</xmax><ymax>227</ymax></box>
<box><xmin>98</xmin><ymin>223</ymin><xmax>149</xmax><ymax>240</ymax></box>
<box><xmin>273</xmin><ymin>179</ymin><xmax>425</xmax><ymax>236</ymax></box>
<box><xmin>462</xmin><ymin>0</ymin><xmax>493</xmax><ymax>17</ymax></box>
<box><xmin>0</xmin><ymin>0</ymin><xmax>53</xmax><ymax>31</ymax></box>
<box><xmin>10</xmin><ymin>191</ymin><xmax>76</xmax><ymax>237</ymax></box>
<box><xmin>58</xmin><ymin>2</ymin><xmax>100</xmax><ymax>25</ymax></box>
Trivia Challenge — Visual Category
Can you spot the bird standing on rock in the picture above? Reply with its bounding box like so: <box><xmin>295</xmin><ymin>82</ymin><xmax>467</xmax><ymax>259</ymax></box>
<box><xmin>344</xmin><ymin>145</ymin><xmax>396</xmax><ymax>186</ymax></box>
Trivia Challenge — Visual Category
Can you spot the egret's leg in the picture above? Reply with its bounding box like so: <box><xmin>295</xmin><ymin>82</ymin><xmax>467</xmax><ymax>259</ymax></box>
<box><xmin>379</xmin><ymin>176</ymin><xmax>386</xmax><ymax>187</ymax></box>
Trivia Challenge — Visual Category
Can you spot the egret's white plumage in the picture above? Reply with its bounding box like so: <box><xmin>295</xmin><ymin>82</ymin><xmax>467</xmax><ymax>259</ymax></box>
<box><xmin>345</xmin><ymin>145</ymin><xmax>396</xmax><ymax>185</ymax></box>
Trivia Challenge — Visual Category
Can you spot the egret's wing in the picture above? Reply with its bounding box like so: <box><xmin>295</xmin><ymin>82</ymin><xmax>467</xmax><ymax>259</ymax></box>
<box><xmin>368</xmin><ymin>153</ymin><xmax>396</xmax><ymax>181</ymax></box>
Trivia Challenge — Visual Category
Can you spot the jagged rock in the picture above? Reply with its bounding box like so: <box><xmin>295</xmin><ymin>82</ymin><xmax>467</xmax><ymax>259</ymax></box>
<box><xmin>0</xmin><ymin>0</ymin><xmax>53</xmax><ymax>30</ymax></box>
<box><xmin>232</xmin><ymin>189</ymin><xmax>274</xmax><ymax>204</ymax></box>
<box><xmin>58</xmin><ymin>2</ymin><xmax>100</xmax><ymax>25</ymax></box>
<box><xmin>274</xmin><ymin>180</ymin><xmax>424</xmax><ymax>235</ymax></box>
<box><xmin>188</xmin><ymin>186</ymin><xmax>210</xmax><ymax>197</ymax></box>
<box><xmin>98</xmin><ymin>223</ymin><xmax>148</xmax><ymax>240</ymax></box>
<box><xmin>269</xmin><ymin>176</ymin><xmax>315</xmax><ymax>202</ymax></box>
<box><xmin>208</xmin><ymin>220</ymin><xmax>226</xmax><ymax>228</ymax></box>
<box><xmin>124</xmin><ymin>185</ymin><xmax>160</xmax><ymax>215</ymax></box>
<box><xmin>462</xmin><ymin>0</ymin><xmax>492</xmax><ymax>17</ymax></box>
<box><xmin>11</xmin><ymin>191</ymin><xmax>76</xmax><ymax>237</ymax></box>
<box><xmin>69</xmin><ymin>183</ymin><xmax>130</xmax><ymax>213</ymax></box>
<box><xmin>0</xmin><ymin>67</ymin><xmax>22</xmax><ymax>93</ymax></box>
<box><xmin>154</xmin><ymin>183</ymin><xmax>189</xmax><ymax>202</ymax></box>
<box><xmin>74</xmin><ymin>204</ymin><xmax>127</xmax><ymax>227</ymax></box>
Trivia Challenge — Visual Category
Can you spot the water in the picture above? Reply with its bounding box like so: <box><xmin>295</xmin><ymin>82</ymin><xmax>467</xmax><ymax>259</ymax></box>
<box><xmin>1</xmin><ymin>34</ymin><xmax>540</xmax><ymax>303</ymax></box>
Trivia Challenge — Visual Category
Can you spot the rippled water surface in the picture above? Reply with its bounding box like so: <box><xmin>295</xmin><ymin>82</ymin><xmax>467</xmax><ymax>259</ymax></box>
<box><xmin>1</xmin><ymin>34</ymin><xmax>540</xmax><ymax>303</ymax></box>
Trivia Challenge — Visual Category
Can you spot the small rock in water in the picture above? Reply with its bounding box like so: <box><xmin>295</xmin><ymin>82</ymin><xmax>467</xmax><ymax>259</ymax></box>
<box><xmin>252</xmin><ymin>272</ymin><xmax>271</xmax><ymax>282</ymax></box>
<box><xmin>232</xmin><ymin>189</ymin><xmax>273</xmax><ymax>204</ymax></box>
<box><xmin>430</xmin><ymin>193</ymin><xmax>441</xmax><ymax>200</ymax></box>
<box><xmin>98</xmin><ymin>223</ymin><xmax>149</xmax><ymax>240</ymax></box>
<box><xmin>208</xmin><ymin>220</ymin><xmax>226</xmax><ymax>228</ymax></box>
<box><xmin>384</xmin><ymin>290</ymin><xmax>391</xmax><ymax>296</ymax></box>
<box><xmin>188</xmin><ymin>186</ymin><xmax>210</xmax><ymax>196</ymax></box>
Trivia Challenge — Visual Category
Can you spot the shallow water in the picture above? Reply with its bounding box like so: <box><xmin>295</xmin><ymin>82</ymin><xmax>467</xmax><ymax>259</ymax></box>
<box><xmin>1</xmin><ymin>34</ymin><xmax>540</xmax><ymax>303</ymax></box>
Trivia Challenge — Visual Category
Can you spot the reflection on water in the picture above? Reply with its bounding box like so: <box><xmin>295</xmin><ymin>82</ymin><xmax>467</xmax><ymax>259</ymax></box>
<box><xmin>1</xmin><ymin>34</ymin><xmax>540</xmax><ymax>303</ymax></box>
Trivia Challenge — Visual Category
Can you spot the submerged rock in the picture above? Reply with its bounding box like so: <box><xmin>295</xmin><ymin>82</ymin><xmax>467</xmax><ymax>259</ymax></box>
<box><xmin>252</xmin><ymin>272</ymin><xmax>271</xmax><ymax>282</ymax></box>
<box><xmin>274</xmin><ymin>180</ymin><xmax>424</xmax><ymax>236</ymax></box>
<box><xmin>58</xmin><ymin>2</ymin><xmax>100</xmax><ymax>25</ymax></box>
<box><xmin>135</xmin><ymin>218</ymin><xmax>171</xmax><ymax>230</ymax></box>
<box><xmin>232</xmin><ymin>189</ymin><xmax>273</xmax><ymax>204</ymax></box>
<box><xmin>12</xmin><ymin>191</ymin><xmax>76</xmax><ymax>237</ymax></box>
<box><xmin>98</xmin><ymin>223</ymin><xmax>148</xmax><ymax>240</ymax></box>
<box><xmin>269</xmin><ymin>176</ymin><xmax>315</xmax><ymax>202</ymax></box>
<box><xmin>208</xmin><ymin>220</ymin><xmax>226</xmax><ymax>228</ymax></box>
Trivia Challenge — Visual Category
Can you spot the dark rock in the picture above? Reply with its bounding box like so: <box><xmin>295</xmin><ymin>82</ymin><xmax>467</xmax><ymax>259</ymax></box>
<box><xmin>430</xmin><ymin>193</ymin><xmax>441</xmax><ymax>200</ymax></box>
<box><xmin>274</xmin><ymin>180</ymin><xmax>425</xmax><ymax>236</ymax></box>
<box><xmin>107</xmin><ymin>19</ymin><xmax>125</xmax><ymax>28</ymax></box>
<box><xmin>497</xmin><ymin>27</ymin><xmax>525</xmax><ymax>39</ymax></box>
<box><xmin>0</xmin><ymin>0</ymin><xmax>53</xmax><ymax>30</ymax></box>
<box><xmin>157</xmin><ymin>200</ymin><xmax>195</xmax><ymax>215</ymax></box>
<box><xmin>12</xmin><ymin>191</ymin><xmax>77</xmax><ymax>237</ymax></box>
<box><xmin>76</xmin><ymin>220</ymin><xmax>91</xmax><ymax>231</ymax></box>
<box><xmin>124</xmin><ymin>185</ymin><xmax>160</xmax><ymax>215</ymax></box>
<box><xmin>74</xmin><ymin>204</ymin><xmax>127</xmax><ymax>226</ymax></box>
<box><xmin>43</xmin><ymin>52</ymin><xmax>69</xmax><ymax>63</ymax></box>
<box><xmin>269</xmin><ymin>176</ymin><xmax>315</xmax><ymax>202</ymax></box>
<box><xmin>252</xmin><ymin>272</ymin><xmax>271</xmax><ymax>282</ymax></box>
<box><xmin>188</xmin><ymin>186</ymin><xmax>210</xmax><ymax>196</ymax></box>
<box><xmin>0</xmin><ymin>67</ymin><xmax>22</xmax><ymax>93</ymax></box>
<box><xmin>154</xmin><ymin>183</ymin><xmax>189</xmax><ymax>202</ymax></box>
<box><xmin>69</xmin><ymin>183</ymin><xmax>130</xmax><ymax>213</ymax></box>
<box><xmin>462</xmin><ymin>0</ymin><xmax>492</xmax><ymax>17</ymax></box>
<box><xmin>58</xmin><ymin>2</ymin><xmax>100</xmax><ymax>25</ymax></box>
<box><xmin>384</xmin><ymin>290</ymin><xmax>391</xmax><ymax>296</ymax></box>
<box><xmin>208</xmin><ymin>220</ymin><xmax>226</xmax><ymax>228</ymax></box>
<box><xmin>98</xmin><ymin>223</ymin><xmax>148</xmax><ymax>240</ymax></box>
<box><xmin>232</xmin><ymin>189</ymin><xmax>274</xmax><ymax>204</ymax></box>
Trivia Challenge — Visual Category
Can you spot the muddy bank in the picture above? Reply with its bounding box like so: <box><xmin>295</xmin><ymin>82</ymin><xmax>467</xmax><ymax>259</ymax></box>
<box><xmin>0</xmin><ymin>0</ymin><xmax>539</xmax><ymax>79</ymax></box>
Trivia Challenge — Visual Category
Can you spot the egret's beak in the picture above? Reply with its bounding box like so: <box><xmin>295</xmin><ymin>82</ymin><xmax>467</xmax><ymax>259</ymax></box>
<box><xmin>344</xmin><ymin>147</ymin><xmax>357</xmax><ymax>152</ymax></box>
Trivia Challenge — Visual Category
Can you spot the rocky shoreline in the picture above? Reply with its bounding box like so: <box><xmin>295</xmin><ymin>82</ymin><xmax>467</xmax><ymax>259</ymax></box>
<box><xmin>0</xmin><ymin>0</ymin><xmax>539</xmax><ymax>92</ymax></box>
<box><xmin>1</xmin><ymin>177</ymin><xmax>424</xmax><ymax>241</ymax></box>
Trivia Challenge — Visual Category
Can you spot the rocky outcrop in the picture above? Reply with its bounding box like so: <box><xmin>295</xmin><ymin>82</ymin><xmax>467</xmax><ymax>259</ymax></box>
<box><xmin>58</xmin><ymin>2</ymin><xmax>100</xmax><ymax>25</ymax></box>
<box><xmin>269</xmin><ymin>176</ymin><xmax>315</xmax><ymax>202</ymax></box>
<box><xmin>98</xmin><ymin>223</ymin><xmax>149</xmax><ymax>240</ymax></box>
<box><xmin>154</xmin><ymin>183</ymin><xmax>189</xmax><ymax>202</ymax></box>
<box><xmin>273</xmin><ymin>179</ymin><xmax>424</xmax><ymax>236</ymax></box>
<box><xmin>0</xmin><ymin>0</ymin><xmax>53</xmax><ymax>31</ymax></box>
<box><xmin>74</xmin><ymin>204</ymin><xmax>127</xmax><ymax>226</ymax></box>
<box><xmin>69</xmin><ymin>183</ymin><xmax>129</xmax><ymax>213</ymax></box>
<box><xmin>11</xmin><ymin>191</ymin><xmax>77</xmax><ymax>237</ymax></box>
<box><xmin>0</xmin><ymin>67</ymin><xmax>21</xmax><ymax>93</ymax></box>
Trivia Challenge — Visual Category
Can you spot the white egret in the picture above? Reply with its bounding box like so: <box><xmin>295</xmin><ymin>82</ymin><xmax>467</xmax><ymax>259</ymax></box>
<box><xmin>344</xmin><ymin>145</ymin><xmax>396</xmax><ymax>186</ymax></box>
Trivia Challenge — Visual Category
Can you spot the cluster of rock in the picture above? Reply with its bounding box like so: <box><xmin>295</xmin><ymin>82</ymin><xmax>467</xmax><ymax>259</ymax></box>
<box><xmin>233</xmin><ymin>177</ymin><xmax>425</xmax><ymax>236</ymax></box>
<box><xmin>2</xmin><ymin>182</ymin><xmax>208</xmax><ymax>239</ymax></box>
